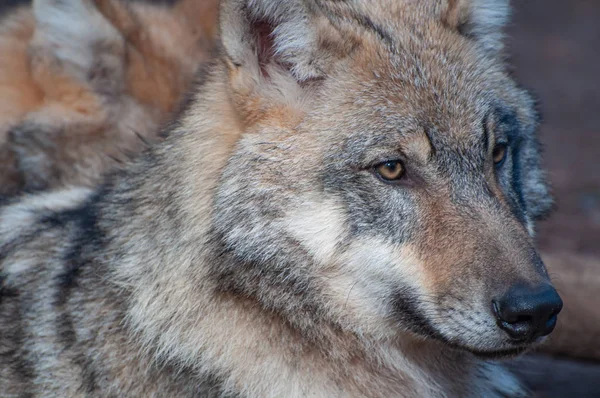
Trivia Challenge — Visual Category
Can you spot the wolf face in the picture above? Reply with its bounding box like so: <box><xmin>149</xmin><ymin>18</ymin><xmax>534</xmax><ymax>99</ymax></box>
<box><xmin>0</xmin><ymin>1</ymin><xmax>561</xmax><ymax>396</ymax></box>
<box><xmin>212</xmin><ymin>0</ymin><xmax>561</xmax><ymax>357</ymax></box>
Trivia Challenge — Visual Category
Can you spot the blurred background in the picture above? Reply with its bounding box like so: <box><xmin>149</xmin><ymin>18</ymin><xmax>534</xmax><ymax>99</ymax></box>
<box><xmin>509</xmin><ymin>0</ymin><xmax>599</xmax><ymax>258</ymax></box>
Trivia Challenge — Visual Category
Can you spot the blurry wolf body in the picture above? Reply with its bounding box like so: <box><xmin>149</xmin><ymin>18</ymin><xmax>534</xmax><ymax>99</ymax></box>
<box><xmin>0</xmin><ymin>0</ymin><xmax>218</xmax><ymax>197</ymax></box>
<box><xmin>0</xmin><ymin>0</ymin><xmax>563</xmax><ymax>396</ymax></box>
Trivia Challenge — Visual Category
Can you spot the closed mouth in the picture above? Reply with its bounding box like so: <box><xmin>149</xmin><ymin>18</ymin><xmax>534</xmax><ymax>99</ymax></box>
<box><xmin>467</xmin><ymin>346</ymin><xmax>530</xmax><ymax>359</ymax></box>
<box><xmin>417</xmin><ymin>325</ymin><xmax>535</xmax><ymax>359</ymax></box>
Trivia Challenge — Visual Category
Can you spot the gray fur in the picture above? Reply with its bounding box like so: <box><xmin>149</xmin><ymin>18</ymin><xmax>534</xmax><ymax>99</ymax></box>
<box><xmin>0</xmin><ymin>0</ymin><xmax>555</xmax><ymax>396</ymax></box>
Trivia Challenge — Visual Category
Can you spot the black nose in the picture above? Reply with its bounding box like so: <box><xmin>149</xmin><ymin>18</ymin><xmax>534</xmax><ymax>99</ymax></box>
<box><xmin>492</xmin><ymin>283</ymin><xmax>563</xmax><ymax>342</ymax></box>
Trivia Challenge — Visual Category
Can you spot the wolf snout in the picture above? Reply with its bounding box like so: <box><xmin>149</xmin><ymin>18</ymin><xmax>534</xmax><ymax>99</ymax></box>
<box><xmin>492</xmin><ymin>283</ymin><xmax>563</xmax><ymax>342</ymax></box>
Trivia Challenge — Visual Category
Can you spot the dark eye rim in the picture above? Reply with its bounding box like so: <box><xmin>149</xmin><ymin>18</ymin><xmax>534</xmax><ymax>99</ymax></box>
<box><xmin>493</xmin><ymin>142</ymin><xmax>508</xmax><ymax>167</ymax></box>
<box><xmin>372</xmin><ymin>159</ymin><xmax>406</xmax><ymax>183</ymax></box>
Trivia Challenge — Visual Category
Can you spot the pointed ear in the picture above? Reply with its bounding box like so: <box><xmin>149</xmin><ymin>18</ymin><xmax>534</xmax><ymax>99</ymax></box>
<box><xmin>30</xmin><ymin>0</ymin><xmax>126</xmax><ymax>95</ymax></box>
<box><xmin>219</xmin><ymin>0</ymin><xmax>348</xmax><ymax>84</ymax></box>
<box><xmin>442</xmin><ymin>0</ymin><xmax>510</xmax><ymax>55</ymax></box>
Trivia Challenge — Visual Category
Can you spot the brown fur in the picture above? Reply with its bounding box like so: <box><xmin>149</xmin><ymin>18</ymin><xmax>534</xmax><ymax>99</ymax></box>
<box><xmin>0</xmin><ymin>0</ymin><xmax>561</xmax><ymax>396</ymax></box>
<box><xmin>0</xmin><ymin>0</ymin><xmax>218</xmax><ymax>196</ymax></box>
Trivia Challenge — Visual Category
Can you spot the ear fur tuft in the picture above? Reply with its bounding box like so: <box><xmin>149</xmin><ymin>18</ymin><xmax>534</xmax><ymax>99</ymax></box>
<box><xmin>220</xmin><ymin>0</ymin><xmax>328</xmax><ymax>82</ymax></box>
<box><xmin>444</xmin><ymin>0</ymin><xmax>510</xmax><ymax>55</ymax></box>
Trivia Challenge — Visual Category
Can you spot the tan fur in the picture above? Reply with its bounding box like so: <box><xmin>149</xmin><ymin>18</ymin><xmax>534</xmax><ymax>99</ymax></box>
<box><xmin>0</xmin><ymin>0</ymin><xmax>561</xmax><ymax>396</ymax></box>
<box><xmin>0</xmin><ymin>0</ymin><xmax>218</xmax><ymax>196</ymax></box>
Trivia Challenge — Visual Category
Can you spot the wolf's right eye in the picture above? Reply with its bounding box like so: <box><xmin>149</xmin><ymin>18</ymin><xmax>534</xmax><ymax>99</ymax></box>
<box><xmin>493</xmin><ymin>143</ymin><xmax>508</xmax><ymax>167</ymax></box>
<box><xmin>374</xmin><ymin>160</ymin><xmax>405</xmax><ymax>182</ymax></box>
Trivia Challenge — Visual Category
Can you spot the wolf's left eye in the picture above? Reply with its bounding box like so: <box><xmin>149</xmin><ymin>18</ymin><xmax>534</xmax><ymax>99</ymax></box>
<box><xmin>374</xmin><ymin>160</ymin><xmax>405</xmax><ymax>181</ymax></box>
<box><xmin>493</xmin><ymin>143</ymin><xmax>508</xmax><ymax>167</ymax></box>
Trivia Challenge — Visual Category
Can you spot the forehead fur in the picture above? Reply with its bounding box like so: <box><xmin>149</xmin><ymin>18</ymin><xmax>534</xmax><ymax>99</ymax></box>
<box><xmin>311</xmin><ymin>3</ymin><xmax>510</xmax><ymax>103</ymax></box>
<box><xmin>301</xmin><ymin>7</ymin><xmax>519</xmax><ymax>145</ymax></box>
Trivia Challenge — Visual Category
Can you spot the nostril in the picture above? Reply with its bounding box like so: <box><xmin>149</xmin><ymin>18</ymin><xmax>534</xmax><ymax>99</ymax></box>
<box><xmin>492</xmin><ymin>299</ymin><xmax>534</xmax><ymax>325</ymax></box>
<box><xmin>514</xmin><ymin>314</ymin><xmax>532</xmax><ymax>324</ymax></box>
<box><xmin>492</xmin><ymin>300</ymin><xmax>535</xmax><ymax>341</ymax></box>
<box><xmin>492</xmin><ymin>283</ymin><xmax>563</xmax><ymax>341</ymax></box>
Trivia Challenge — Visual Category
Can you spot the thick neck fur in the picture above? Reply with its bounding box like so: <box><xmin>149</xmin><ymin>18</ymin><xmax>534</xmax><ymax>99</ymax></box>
<box><xmin>94</xmin><ymin>60</ymin><xmax>522</xmax><ymax>398</ymax></box>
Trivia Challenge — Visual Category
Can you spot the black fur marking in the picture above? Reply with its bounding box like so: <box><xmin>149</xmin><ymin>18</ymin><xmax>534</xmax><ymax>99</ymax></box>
<box><xmin>56</xmin><ymin>312</ymin><xmax>78</xmax><ymax>347</ymax></box>
<box><xmin>0</xmin><ymin>235</ymin><xmax>30</xmax><ymax>265</ymax></box>
<box><xmin>496</xmin><ymin>108</ymin><xmax>528</xmax><ymax>222</ymax></box>
<box><xmin>39</xmin><ymin>192</ymin><xmax>108</xmax><ymax>392</ymax></box>
<box><xmin>206</xmin><ymin>232</ymin><xmax>329</xmax><ymax>344</ymax></box>
<box><xmin>318</xmin><ymin>2</ymin><xmax>395</xmax><ymax>48</ymax></box>
<box><xmin>482</xmin><ymin>116</ymin><xmax>490</xmax><ymax>151</ymax></box>
<box><xmin>49</xmin><ymin>192</ymin><xmax>105</xmax><ymax>348</ymax></box>
<box><xmin>54</xmin><ymin>199</ymin><xmax>103</xmax><ymax>297</ymax></box>
<box><xmin>456</xmin><ymin>21</ymin><xmax>472</xmax><ymax>39</ymax></box>
<box><xmin>423</xmin><ymin>128</ymin><xmax>438</xmax><ymax>158</ymax></box>
<box><xmin>78</xmin><ymin>355</ymin><xmax>99</xmax><ymax>394</ymax></box>
<box><xmin>0</xmin><ymin>274</ymin><xmax>37</xmax><ymax>388</ymax></box>
<box><xmin>350</xmin><ymin>13</ymin><xmax>395</xmax><ymax>47</ymax></box>
<box><xmin>0</xmin><ymin>194</ymin><xmax>10</xmax><ymax>207</ymax></box>
<box><xmin>0</xmin><ymin>273</ymin><xmax>18</xmax><ymax>302</ymax></box>
<box><xmin>197</xmin><ymin>371</ymin><xmax>241</xmax><ymax>398</ymax></box>
<box><xmin>0</xmin><ymin>0</ymin><xmax>30</xmax><ymax>16</ymax></box>
<box><xmin>390</xmin><ymin>286</ymin><xmax>444</xmax><ymax>340</ymax></box>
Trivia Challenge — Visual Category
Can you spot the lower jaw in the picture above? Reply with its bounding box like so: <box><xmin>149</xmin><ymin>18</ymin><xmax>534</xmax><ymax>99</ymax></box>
<box><xmin>468</xmin><ymin>346</ymin><xmax>530</xmax><ymax>360</ymax></box>
<box><xmin>428</xmin><ymin>335</ymin><xmax>534</xmax><ymax>359</ymax></box>
<box><xmin>407</xmin><ymin>328</ymin><xmax>537</xmax><ymax>359</ymax></box>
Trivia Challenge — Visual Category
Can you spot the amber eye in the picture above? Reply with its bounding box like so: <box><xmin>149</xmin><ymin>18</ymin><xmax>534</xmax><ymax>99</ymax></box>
<box><xmin>493</xmin><ymin>143</ymin><xmax>508</xmax><ymax>166</ymax></box>
<box><xmin>374</xmin><ymin>160</ymin><xmax>405</xmax><ymax>181</ymax></box>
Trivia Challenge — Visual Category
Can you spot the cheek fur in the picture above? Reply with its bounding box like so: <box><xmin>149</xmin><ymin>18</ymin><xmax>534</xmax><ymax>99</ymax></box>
<box><xmin>283</xmin><ymin>196</ymin><xmax>348</xmax><ymax>265</ymax></box>
<box><xmin>318</xmin><ymin>237</ymin><xmax>429</xmax><ymax>333</ymax></box>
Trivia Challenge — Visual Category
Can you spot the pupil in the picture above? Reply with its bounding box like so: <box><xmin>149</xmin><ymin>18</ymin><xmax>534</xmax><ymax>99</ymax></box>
<box><xmin>494</xmin><ymin>146</ymin><xmax>505</xmax><ymax>162</ymax></box>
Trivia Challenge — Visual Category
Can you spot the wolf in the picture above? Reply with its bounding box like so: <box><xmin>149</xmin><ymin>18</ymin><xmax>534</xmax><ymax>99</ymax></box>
<box><xmin>0</xmin><ymin>0</ymin><xmax>563</xmax><ymax>396</ymax></box>
<box><xmin>0</xmin><ymin>0</ymin><xmax>218</xmax><ymax>197</ymax></box>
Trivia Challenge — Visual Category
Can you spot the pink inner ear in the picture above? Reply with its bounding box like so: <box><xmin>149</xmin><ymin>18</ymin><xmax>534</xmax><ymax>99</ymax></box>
<box><xmin>252</xmin><ymin>19</ymin><xmax>277</xmax><ymax>78</ymax></box>
<box><xmin>252</xmin><ymin>17</ymin><xmax>301</xmax><ymax>80</ymax></box>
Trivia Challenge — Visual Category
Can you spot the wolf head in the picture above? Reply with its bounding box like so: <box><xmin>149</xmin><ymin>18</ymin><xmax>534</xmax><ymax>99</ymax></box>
<box><xmin>209</xmin><ymin>0</ymin><xmax>560</xmax><ymax>357</ymax></box>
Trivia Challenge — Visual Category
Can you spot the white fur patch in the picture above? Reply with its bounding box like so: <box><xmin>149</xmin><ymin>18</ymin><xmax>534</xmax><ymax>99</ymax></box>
<box><xmin>321</xmin><ymin>237</ymin><xmax>426</xmax><ymax>336</ymax></box>
<box><xmin>284</xmin><ymin>197</ymin><xmax>347</xmax><ymax>265</ymax></box>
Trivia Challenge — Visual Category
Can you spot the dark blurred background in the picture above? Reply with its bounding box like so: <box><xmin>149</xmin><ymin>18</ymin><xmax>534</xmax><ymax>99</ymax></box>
<box><xmin>508</xmin><ymin>0</ymin><xmax>599</xmax><ymax>256</ymax></box>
